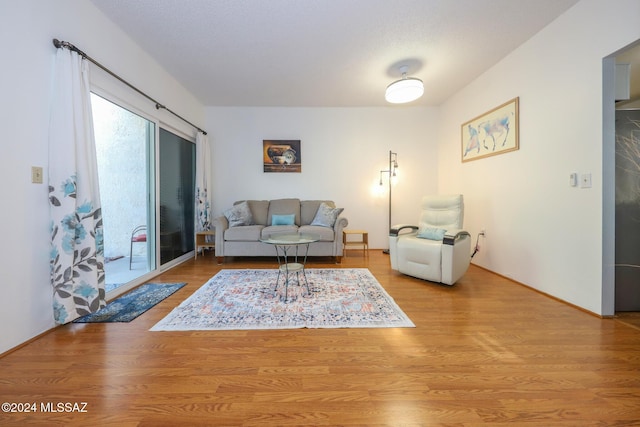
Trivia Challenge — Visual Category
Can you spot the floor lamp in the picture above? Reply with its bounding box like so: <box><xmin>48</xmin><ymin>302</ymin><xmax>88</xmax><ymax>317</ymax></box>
<box><xmin>380</xmin><ymin>150</ymin><xmax>398</xmax><ymax>254</ymax></box>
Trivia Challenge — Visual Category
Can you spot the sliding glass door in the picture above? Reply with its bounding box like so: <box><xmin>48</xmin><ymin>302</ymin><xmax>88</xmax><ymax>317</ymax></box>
<box><xmin>92</xmin><ymin>94</ymin><xmax>196</xmax><ymax>292</ymax></box>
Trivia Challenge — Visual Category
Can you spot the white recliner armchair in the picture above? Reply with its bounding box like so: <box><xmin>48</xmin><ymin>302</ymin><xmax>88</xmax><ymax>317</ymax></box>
<box><xmin>389</xmin><ymin>194</ymin><xmax>471</xmax><ymax>285</ymax></box>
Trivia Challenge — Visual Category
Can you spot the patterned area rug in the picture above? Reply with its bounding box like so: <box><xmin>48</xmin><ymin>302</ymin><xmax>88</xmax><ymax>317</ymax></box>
<box><xmin>74</xmin><ymin>282</ymin><xmax>186</xmax><ymax>323</ymax></box>
<box><xmin>150</xmin><ymin>269</ymin><xmax>414</xmax><ymax>330</ymax></box>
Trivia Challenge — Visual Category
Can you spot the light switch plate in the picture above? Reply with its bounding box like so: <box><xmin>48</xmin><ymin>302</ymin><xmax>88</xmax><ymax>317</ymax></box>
<box><xmin>32</xmin><ymin>166</ymin><xmax>43</xmax><ymax>184</ymax></box>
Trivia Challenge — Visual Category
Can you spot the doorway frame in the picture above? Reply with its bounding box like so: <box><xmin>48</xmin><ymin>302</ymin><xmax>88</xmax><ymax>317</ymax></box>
<box><xmin>603</xmin><ymin>39</ymin><xmax>640</xmax><ymax>316</ymax></box>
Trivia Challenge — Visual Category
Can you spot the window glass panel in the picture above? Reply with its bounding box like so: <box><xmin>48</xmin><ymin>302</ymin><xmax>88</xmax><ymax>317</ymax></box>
<box><xmin>91</xmin><ymin>93</ymin><xmax>156</xmax><ymax>291</ymax></box>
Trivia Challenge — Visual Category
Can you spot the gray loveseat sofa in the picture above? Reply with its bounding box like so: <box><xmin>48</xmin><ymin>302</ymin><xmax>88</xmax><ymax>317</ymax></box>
<box><xmin>213</xmin><ymin>198</ymin><xmax>348</xmax><ymax>264</ymax></box>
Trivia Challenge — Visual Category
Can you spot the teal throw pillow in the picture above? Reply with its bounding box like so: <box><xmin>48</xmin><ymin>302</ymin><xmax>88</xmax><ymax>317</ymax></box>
<box><xmin>311</xmin><ymin>202</ymin><xmax>344</xmax><ymax>228</ymax></box>
<box><xmin>272</xmin><ymin>213</ymin><xmax>295</xmax><ymax>226</ymax></box>
<box><xmin>417</xmin><ymin>227</ymin><xmax>447</xmax><ymax>240</ymax></box>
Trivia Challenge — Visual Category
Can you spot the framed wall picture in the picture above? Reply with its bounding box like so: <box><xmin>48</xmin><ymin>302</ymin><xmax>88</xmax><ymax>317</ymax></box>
<box><xmin>461</xmin><ymin>97</ymin><xmax>519</xmax><ymax>162</ymax></box>
<box><xmin>263</xmin><ymin>140</ymin><xmax>301</xmax><ymax>173</ymax></box>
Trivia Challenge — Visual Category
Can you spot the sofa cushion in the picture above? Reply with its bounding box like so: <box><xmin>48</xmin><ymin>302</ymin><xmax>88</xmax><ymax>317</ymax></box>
<box><xmin>267</xmin><ymin>198</ymin><xmax>301</xmax><ymax>225</ymax></box>
<box><xmin>301</xmin><ymin>200</ymin><xmax>334</xmax><ymax>225</ymax></box>
<box><xmin>298</xmin><ymin>225</ymin><xmax>335</xmax><ymax>241</ymax></box>
<box><xmin>224</xmin><ymin>224</ymin><xmax>264</xmax><ymax>241</ymax></box>
<box><xmin>310</xmin><ymin>202</ymin><xmax>344</xmax><ymax>227</ymax></box>
<box><xmin>261</xmin><ymin>225</ymin><xmax>299</xmax><ymax>239</ymax></box>
<box><xmin>224</xmin><ymin>201</ymin><xmax>254</xmax><ymax>227</ymax></box>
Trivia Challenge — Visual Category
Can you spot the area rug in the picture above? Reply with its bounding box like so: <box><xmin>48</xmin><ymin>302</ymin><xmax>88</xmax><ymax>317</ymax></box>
<box><xmin>73</xmin><ymin>282</ymin><xmax>186</xmax><ymax>323</ymax></box>
<box><xmin>150</xmin><ymin>269</ymin><xmax>414</xmax><ymax>331</ymax></box>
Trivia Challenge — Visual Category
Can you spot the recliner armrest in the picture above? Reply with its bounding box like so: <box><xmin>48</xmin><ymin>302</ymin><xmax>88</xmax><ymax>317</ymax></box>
<box><xmin>443</xmin><ymin>229</ymin><xmax>471</xmax><ymax>245</ymax></box>
<box><xmin>389</xmin><ymin>224</ymin><xmax>418</xmax><ymax>237</ymax></box>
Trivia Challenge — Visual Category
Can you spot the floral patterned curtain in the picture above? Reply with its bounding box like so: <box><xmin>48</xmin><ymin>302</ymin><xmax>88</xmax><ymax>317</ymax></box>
<box><xmin>195</xmin><ymin>132</ymin><xmax>211</xmax><ymax>232</ymax></box>
<box><xmin>48</xmin><ymin>47</ymin><xmax>105</xmax><ymax>324</ymax></box>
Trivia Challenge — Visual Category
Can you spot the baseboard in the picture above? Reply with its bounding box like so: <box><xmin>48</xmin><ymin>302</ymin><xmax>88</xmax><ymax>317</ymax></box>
<box><xmin>0</xmin><ymin>325</ymin><xmax>62</xmax><ymax>359</ymax></box>
<box><xmin>470</xmin><ymin>262</ymin><xmax>607</xmax><ymax>319</ymax></box>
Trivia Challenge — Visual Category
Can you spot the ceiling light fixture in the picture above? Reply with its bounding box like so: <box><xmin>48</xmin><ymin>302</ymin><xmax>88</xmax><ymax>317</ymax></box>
<box><xmin>385</xmin><ymin>65</ymin><xmax>424</xmax><ymax>104</ymax></box>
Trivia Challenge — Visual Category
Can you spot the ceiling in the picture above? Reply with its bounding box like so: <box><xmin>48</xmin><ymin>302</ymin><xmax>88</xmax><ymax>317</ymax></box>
<box><xmin>90</xmin><ymin>0</ymin><xmax>580</xmax><ymax>107</ymax></box>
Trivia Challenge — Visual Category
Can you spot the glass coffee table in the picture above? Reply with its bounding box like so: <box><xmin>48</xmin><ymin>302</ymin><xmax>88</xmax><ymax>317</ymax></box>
<box><xmin>259</xmin><ymin>233</ymin><xmax>320</xmax><ymax>302</ymax></box>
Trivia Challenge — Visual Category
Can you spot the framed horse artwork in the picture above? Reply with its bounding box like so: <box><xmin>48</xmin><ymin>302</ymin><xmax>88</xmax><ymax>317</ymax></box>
<box><xmin>461</xmin><ymin>97</ymin><xmax>519</xmax><ymax>162</ymax></box>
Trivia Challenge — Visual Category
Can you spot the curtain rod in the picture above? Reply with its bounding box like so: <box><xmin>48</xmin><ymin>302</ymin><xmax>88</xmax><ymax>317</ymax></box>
<box><xmin>52</xmin><ymin>38</ymin><xmax>207</xmax><ymax>135</ymax></box>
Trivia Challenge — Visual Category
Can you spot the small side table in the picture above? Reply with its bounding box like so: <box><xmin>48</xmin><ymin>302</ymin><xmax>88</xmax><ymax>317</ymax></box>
<box><xmin>343</xmin><ymin>229</ymin><xmax>368</xmax><ymax>257</ymax></box>
<box><xmin>195</xmin><ymin>230</ymin><xmax>215</xmax><ymax>258</ymax></box>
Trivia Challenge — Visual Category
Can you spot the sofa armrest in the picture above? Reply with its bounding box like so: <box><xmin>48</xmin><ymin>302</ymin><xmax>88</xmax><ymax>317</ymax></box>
<box><xmin>441</xmin><ymin>231</ymin><xmax>472</xmax><ymax>285</ymax></box>
<box><xmin>389</xmin><ymin>224</ymin><xmax>418</xmax><ymax>270</ymax></box>
<box><xmin>213</xmin><ymin>216</ymin><xmax>228</xmax><ymax>256</ymax></box>
<box><xmin>332</xmin><ymin>216</ymin><xmax>349</xmax><ymax>255</ymax></box>
<box><xmin>389</xmin><ymin>224</ymin><xmax>418</xmax><ymax>237</ymax></box>
<box><xmin>334</xmin><ymin>216</ymin><xmax>348</xmax><ymax>231</ymax></box>
<box><xmin>443</xmin><ymin>229</ymin><xmax>471</xmax><ymax>245</ymax></box>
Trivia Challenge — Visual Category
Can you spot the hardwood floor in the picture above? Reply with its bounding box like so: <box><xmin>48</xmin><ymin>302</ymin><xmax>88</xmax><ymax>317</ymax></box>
<box><xmin>1</xmin><ymin>251</ymin><xmax>640</xmax><ymax>426</ymax></box>
<box><xmin>616</xmin><ymin>312</ymin><xmax>640</xmax><ymax>331</ymax></box>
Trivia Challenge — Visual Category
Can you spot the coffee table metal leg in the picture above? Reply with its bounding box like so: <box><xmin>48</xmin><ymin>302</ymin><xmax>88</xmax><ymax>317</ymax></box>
<box><xmin>269</xmin><ymin>242</ymin><xmax>314</xmax><ymax>302</ymax></box>
<box><xmin>284</xmin><ymin>262</ymin><xmax>290</xmax><ymax>302</ymax></box>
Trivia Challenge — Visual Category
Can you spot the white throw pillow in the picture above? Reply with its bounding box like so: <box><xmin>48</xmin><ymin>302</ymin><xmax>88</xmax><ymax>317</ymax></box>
<box><xmin>224</xmin><ymin>201</ymin><xmax>254</xmax><ymax>227</ymax></box>
<box><xmin>310</xmin><ymin>202</ymin><xmax>344</xmax><ymax>228</ymax></box>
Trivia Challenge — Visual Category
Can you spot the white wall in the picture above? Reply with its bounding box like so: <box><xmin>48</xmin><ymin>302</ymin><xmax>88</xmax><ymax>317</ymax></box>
<box><xmin>206</xmin><ymin>107</ymin><xmax>439</xmax><ymax>249</ymax></box>
<box><xmin>0</xmin><ymin>0</ymin><xmax>204</xmax><ymax>354</ymax></box>
<box><xmin>438</xmin><ymin>0</ymin><xmax>640</xmax><ymax>315</ymax></box>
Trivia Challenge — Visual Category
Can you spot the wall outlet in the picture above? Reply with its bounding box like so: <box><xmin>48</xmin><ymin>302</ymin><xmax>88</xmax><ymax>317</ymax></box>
<box><xmin>31</xmin><ymin>166</ymin><xmax>43</xmax><ymax>184</ymax></box>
